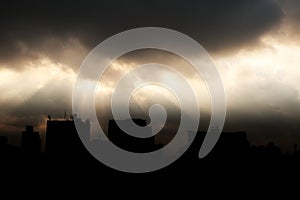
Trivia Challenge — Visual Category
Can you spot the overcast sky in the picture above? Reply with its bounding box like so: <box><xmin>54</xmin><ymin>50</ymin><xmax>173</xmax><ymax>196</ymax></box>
<box><xmin>0</xmin><ymin>0</ymin><xmax>300</xmax><ymax>151</ymax></box>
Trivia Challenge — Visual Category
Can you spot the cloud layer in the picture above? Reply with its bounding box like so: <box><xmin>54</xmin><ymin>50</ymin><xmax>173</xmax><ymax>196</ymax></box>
<box><xmin>0</xmin><ymin>0</ymin><xmax>284</xmax><ymax>70</ymax></box>
<box><xmin>1</xmin><ymin>0</ymin><xmax>300</xmax><ymax>151</ymax></box>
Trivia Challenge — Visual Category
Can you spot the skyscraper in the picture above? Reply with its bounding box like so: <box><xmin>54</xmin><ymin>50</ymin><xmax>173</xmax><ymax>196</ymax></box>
<box><xmin>107</xmin><ymin>118</ymin><xmax>157</xmax><ymax>153</ymax></box>
<box><xmin>46</xmin><ymin>116</ymin><xmax>90</xmax><ymax>158</ymax></box>
<box><xmin>21</xmin><ymin>125</ymin><xmax>41</xmax><ymax>156</ymax></box>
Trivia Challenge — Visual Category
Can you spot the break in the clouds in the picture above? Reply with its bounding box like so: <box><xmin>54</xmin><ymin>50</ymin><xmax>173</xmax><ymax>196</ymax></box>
<box><xmin>214</xmin><ymin>31</ymin><xmax>300</xmax><ymax>150</ymax></box>
<box><xmin>0</xmin><ymin>0</ymin><xmax>300</xmax><ymax>151</ymax></box>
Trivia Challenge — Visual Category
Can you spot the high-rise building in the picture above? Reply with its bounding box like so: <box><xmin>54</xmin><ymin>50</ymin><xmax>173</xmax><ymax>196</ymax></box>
<box><xmin>186</xmin><ymin>130</ymin><xmax>250</xmax><ymax>159</ymax></box>
<box><xmin>46</xmin><ymin>117</ymin><xmax>90</xmax><ymax>158</ymax></box>
<box><xmin>21</xmin><ymin>125</ymin><xmax>41</xmax><ymax>155</ymax></box>
<box><xmin>108</xmin><ymin>118</ymin><xmax>157</xmax><ymax>153</ymax></box>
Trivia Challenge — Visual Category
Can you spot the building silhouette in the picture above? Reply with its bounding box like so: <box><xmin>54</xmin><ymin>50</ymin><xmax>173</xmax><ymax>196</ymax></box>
<box><xmin>0</xmin><ymin>135</ymin><xmax>20</xmax><ymax>162</ymax></box>
<box><xmin>0</xmin><ymin>135</ymin><xmax>8</xmax><ymax>147</ymax></box>
<box><xmin>46</xmin><ymin>116</ymin><xmax>90</xmax><ymax>158</ymax></box>
<box><xmin>21</xmin><ymin>125</ymin><xmax>41</xmax><ymax>156</ymax></box>
<box><xmin>108</xmin><ymin>118</ymin><xmax>159</xmax><ymax>152</ymax></box>
<box><xmin>186</xmin><ymin>130</ymin><xmax>251</xmax><ymax>160</ymax></box>
<box><xmin>1</xmin><ymin>113</ymin><xmax>299</xmax><ymax>177</ymax></box>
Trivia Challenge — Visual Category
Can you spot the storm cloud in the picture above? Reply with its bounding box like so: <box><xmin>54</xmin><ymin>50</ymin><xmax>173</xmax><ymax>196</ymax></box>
<box><xmin>0</xmin><ymin>0</ymin><xmax>284</xmax><ymax>70</ymax></box>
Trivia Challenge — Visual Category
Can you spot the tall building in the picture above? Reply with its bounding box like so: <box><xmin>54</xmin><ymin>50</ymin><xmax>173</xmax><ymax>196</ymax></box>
<box><xmin>46</xmin><ymin>117</ymin><xmax>90</xmax><ymax>158</ymax></box>
<box><xmin>186</xmin><ymin>130</ymin><xmax>250</xmax><ymax>159</ymax></box>
<box><xmin>21</xmin><ymin>125</ymin><xmax>41</xmax><ymax>155</ymax></box>
<box><xmin>108</xmin><ymin>118</ymin><xmax>157</xmax><ymax>153</ymax></box>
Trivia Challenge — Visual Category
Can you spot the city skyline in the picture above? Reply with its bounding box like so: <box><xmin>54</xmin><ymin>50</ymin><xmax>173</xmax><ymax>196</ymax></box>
<box><xmin>1</xmin><ymin>115</ymin><xmax>299</xmax><ymax>167</ymax></box>
<box><xmin>0</xmin><ymin>0</ymin><xmax>300</xmax><ymax>153</ymax></box>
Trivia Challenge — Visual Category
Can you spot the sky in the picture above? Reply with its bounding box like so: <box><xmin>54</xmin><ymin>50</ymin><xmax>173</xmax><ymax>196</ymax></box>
<box><xmin>0</xmin><ymin>0</ymin><xmax>300</xmax><ymax>151</ymax></box>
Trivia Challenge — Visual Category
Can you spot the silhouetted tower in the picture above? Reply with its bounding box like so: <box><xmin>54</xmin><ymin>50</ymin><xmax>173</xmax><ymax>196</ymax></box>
<box><xmin>21</xmin><ymin>125</ymin><xmax>41</xmax><ymax>155</ymax></box>
<box><xmin>108</xmin><ymin>118</ymin><xmax>156</xmax><ymax>152</ymax></box>
<box><xmin>0</xmin><ymin>136</ymin><xmax>8</xmax><ymax>154</ymax></box>
<box><xmin>186</xmin><ymin>130</ymin><xmax>250</xmax><ymax>159</ymax></box>
<box><xmin>45</xmin><ymin>116</ymin><xmax>90</xmax><ymax>158</ymax></box>
<box><xmin>0</xmin><ymin>136</ymin><xmax>8</xmax><ymax>147</ymax></box>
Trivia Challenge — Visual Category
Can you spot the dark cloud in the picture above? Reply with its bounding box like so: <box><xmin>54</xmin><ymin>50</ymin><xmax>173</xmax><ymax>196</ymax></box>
<box><xmin>0</xmin><ymin>0</ymin><xmax>284</xmax><ymax>69</ymax></box>
<box><xmin>281</xmin><ymin>0</ymin><xmax>300</xmax><ymax>40</ymax></box>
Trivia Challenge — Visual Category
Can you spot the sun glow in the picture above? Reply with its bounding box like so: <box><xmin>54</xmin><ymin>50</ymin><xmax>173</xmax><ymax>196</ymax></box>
<box><xmin>214</xmin><ymin>32</ymin><xmax>300</xmax><ymax>113</ymax></box>
<box><xmin>0</xmin><ymin>57</ymin><xmax>76</xmax><ymax>105</ymax></box>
